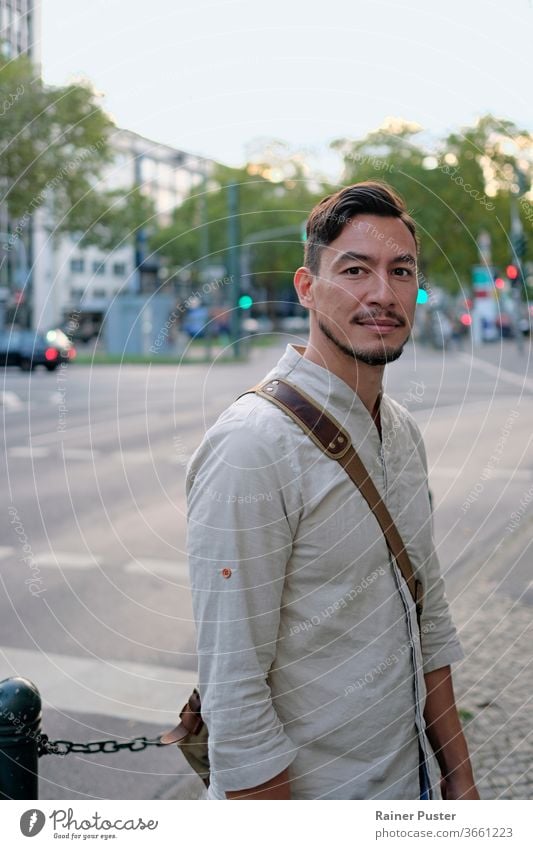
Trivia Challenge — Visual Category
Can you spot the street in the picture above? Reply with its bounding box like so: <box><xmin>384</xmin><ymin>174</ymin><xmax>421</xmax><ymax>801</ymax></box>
<box><xmin>1</xmin><ymin>336</ymin><xmax>532</xmax><ymax>799</ymax></box>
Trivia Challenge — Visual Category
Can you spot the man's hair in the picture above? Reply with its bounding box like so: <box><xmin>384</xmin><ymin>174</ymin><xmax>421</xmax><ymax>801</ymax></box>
<box><xmin>304</xmin><ymin>181</ymin><xmax>418</xmax><ymax>275</ymax></box>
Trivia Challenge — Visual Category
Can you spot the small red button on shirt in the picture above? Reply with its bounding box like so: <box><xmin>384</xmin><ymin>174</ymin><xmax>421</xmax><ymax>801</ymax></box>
<box><xmin>221</xmin><ymin>567</ymin><xmax>232</xmax><ymax>579</ymax></box>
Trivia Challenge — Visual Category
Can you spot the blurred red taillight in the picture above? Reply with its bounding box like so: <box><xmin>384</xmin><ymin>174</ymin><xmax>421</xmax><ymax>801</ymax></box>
<box><xmin>67</xmin><ymin>347</ymin><xmax>76</xmax><ymax>359</ymax></box>
<box><xmin>460</xmin><ymin>314</ymin><xmax>472</xmax><ymax>327</ymax></box>
<box><xmin>45</xmin><ymin>347</ymin><xmax>59</xmax><ymax>361</ymax></box>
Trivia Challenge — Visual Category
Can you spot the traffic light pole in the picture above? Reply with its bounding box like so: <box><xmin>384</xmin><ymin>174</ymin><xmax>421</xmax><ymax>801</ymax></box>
<box><xmin>227</xmin><ymin>183</ymin><xmax>241</xmax><ymax>358</ymax></box>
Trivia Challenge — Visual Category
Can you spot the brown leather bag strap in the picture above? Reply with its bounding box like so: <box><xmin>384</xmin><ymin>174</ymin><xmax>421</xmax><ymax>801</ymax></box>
<box><xmin>238</xmin><ymin>377</ymin><xmax>423</xmax><ymax>621</ymax></box>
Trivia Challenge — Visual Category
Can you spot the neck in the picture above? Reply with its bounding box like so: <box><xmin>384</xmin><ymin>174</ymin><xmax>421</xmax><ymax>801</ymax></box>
<box><xmin>300</xmin><ymin>331</ymin><xmax>385</xmax><ymax>416</ymax></box>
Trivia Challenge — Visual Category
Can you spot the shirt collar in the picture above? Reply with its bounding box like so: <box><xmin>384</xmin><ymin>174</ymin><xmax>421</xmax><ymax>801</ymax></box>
<box><xmin>272</xmin><ymin>343</ymin><xmax>385</xmax><ymax>439</ymax></box>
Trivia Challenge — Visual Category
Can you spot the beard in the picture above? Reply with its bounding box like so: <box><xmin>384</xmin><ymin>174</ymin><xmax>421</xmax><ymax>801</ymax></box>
<box><xmin>317</xmin><ymin>317</ymin><xmax>407</xmax><ymax>366</ymax></box>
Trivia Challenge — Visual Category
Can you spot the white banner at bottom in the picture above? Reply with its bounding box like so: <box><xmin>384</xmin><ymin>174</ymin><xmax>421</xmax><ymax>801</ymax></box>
<box><xmin>3</xmin><ymin>799</ymin><xmax>531</xmax><ymax>848</ymax></box>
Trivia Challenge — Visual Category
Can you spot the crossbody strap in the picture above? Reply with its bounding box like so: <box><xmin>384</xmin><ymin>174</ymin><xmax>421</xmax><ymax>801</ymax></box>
<box><xmin>238</xmin><ymin>376</ymin><xmax>424</xmax><ymax>623</ymax></box>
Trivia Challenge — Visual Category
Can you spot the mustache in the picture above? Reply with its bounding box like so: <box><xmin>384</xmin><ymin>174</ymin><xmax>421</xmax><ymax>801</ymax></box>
<box><xmin>350</xmin><ymin>309</ymin><xmax>407</xmax><ymax>327</ymax></box>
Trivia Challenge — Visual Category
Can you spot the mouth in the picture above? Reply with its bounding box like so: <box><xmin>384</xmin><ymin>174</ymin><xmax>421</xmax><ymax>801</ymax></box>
<box><xmin>353</xmin><ymin>318</ymin><xmax>404</xmax><ymax>334</ymax></box>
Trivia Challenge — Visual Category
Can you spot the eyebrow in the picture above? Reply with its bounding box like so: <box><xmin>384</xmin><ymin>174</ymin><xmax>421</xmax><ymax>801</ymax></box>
<box><xmin>332</xmin><ymin>251</ymin><xmax>417</xmax><ymax>269</ymax></box>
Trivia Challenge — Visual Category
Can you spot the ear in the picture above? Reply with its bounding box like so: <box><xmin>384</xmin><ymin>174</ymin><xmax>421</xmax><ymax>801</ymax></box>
<box><xmin>294</xmin><ymin>266</ymin><xmax>315</xmax><ymax>309</ymax></box>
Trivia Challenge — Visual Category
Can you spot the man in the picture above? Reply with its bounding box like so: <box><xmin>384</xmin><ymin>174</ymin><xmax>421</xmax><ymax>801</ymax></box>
<box><xmin>186</xmin><ymin>181</ymin><xmax>478</xmax><ymax>800</ymax></box>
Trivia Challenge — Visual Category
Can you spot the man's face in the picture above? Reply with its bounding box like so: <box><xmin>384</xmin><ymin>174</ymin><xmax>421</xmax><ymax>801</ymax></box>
<box><xmin>298</xmin><ymin>214</ymin><xmax>419</xmax><ymax>366</ymax></box>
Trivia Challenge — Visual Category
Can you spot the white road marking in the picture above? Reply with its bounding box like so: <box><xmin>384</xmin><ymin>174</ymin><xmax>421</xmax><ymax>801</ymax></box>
<box><xmin>0</xmin><ymin>646</ymin><xmax>195</xmax><ymax>725</ymax></box>
<box><xmin>457</xmin><ymin>353</ymin><xmax>533</xmax><ymax>394</ymax></box>
<box><xmin>49</xmin><ymin>391</ymin><xmax>65</xmax><ymax>405</ymax></box>
<box><xmin>28</xmin><ymin>407</ymin><xmax>205</xmax><ymax>447</ymax></box>
<box><xmin>111</xmin><ymin>450</ymin><xmax>152</xmax><ymax>463</ymax></box>
<box><xmin>61</xmin><ymin>448</ymin><xmax>100</xmax><ymax>460</ymax></box>
<box><xmin>431</xmin><ymin>467</ymin><xmax>532</xmax><ymax>481</ymax></box>
<box><xmin>0</xmin><ymin>391</ymin><xmax>23</xmax><ymax>410</ymax></box>
<box><xmin>8</xmin><ymin>446</ymin><xmax>50</xmax><ymax>458</ymax></box>
<box><xmin>33</xmin><ymin>552</ymin><xmax>102</xmax><ymax>569</ymax></box>
<box><xmin>432</xmin><ymin>466</ymin><xmax>532</xmax><ymax>481</ymax></box>
<box><xmin>124</xmin><ymin>559</ymin><xmax>190</xmax><ymax>581</ymax></box>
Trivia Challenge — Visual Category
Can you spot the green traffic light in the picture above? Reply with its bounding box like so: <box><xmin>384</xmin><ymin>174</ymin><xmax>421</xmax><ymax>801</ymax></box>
<box><xmin>238</xmin><ymin>295</ymin><xmax>253</xmax><ymax>309</ymax></box>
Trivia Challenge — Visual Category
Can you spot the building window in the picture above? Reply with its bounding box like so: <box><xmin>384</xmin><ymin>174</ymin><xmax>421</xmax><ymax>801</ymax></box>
<box><xmin>70</xmin><ymin>288</ymin><xmax>84</xmax><ymax>300</ymax></box>
<box><xmin>112</xmin><ymin>262</ymin><xmax>126</xmax><ymax>276</ymax></box>
<box><xmin>70</xmin><ymin>258</ymin><xmax>85</xmax><ymax>273</ymax></box>
<box><xmin>92</xmin><ymin>261</ymin><xmax>105</xmax><ymax>275</ymax></box>
<box><xmin>93</xmin><ymin>288</ymin><xmax>107</xmax><ymax>299</ymax></box>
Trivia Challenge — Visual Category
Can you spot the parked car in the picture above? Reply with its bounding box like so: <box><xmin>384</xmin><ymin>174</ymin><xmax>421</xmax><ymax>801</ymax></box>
<box><xmin>0</xmin><ymin>328</ymin><xmax>76</xmax><ymax>371</ymax></box>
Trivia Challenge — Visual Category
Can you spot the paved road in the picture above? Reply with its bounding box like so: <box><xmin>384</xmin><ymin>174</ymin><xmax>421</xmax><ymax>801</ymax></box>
<box><xmin>1</xmin><ymin>335</ymin><xmax>532</xmax><ymax>799</ymax></box>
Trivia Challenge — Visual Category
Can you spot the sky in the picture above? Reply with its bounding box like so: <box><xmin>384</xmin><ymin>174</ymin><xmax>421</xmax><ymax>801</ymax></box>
<box><xmin>41</xmin><ymin>0</ymin><xmax>533</xmax><ymax>175</ymax></box>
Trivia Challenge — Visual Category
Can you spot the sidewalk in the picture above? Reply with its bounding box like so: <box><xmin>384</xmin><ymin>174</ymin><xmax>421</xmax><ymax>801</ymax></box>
<box><xmin>450</xmin><ymin>524</ymin><xmax>533</xmax><ymax>800</ymax></box>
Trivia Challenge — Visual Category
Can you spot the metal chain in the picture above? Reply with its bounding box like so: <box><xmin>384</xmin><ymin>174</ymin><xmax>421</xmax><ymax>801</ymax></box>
<box><xmin>37</xmin><ymin>733</ymin><xmax>167</xmax><ymax>758</ymax></box>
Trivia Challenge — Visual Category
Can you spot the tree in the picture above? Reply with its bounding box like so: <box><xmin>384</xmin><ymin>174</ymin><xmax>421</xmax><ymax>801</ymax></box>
<box><xmin>0</xmin><ymin>48</ymin><xmax>153</xmax><ymax>249</ymax></box>
<box><xmin>333</xmin><ymin>115</ymin><xmax>533</xmax><ymax>292</ymax></box>
<box><xmin>152</xmin><ymin>145</ymin><xmax>327</xmax><ymax>315</ymax></box>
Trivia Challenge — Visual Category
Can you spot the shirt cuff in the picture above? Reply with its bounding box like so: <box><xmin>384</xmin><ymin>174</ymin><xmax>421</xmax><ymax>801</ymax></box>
<box><xmin>209</xmin><ymin>724</ymin><xmax>297</xmax><ymax>793</ymax></box>
<box><xmin>422</xmin><ymin>641</ymin><xmax>465</xmax><ymax>675</ymax></box>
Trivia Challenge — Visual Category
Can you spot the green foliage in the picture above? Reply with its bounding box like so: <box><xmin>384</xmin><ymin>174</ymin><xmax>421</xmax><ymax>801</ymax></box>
<box><xmin>333</xmin><ymin>115</ymin><xmax>533</xmax><ymax>292</ymax></box>
<box><xmin>0</xmin><ymin>49</ymin><xmax>154</xmax><ymax>248</ymax></box>
<box><xmin>152</xmin><ymin>157</ymin><xmax>327</xmax><ymax>299</ymax></box>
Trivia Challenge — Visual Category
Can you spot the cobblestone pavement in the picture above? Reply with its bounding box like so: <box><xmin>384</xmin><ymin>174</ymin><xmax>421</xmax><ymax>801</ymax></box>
<box><xmin>452</xmin><ymin>567</ymin><xmax>533</xmax><ymax>799</ymax></box>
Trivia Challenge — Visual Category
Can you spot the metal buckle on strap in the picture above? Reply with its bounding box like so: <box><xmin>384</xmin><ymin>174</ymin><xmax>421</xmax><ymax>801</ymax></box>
<box><xmin>258</xmin><ymin>378</ymin><xmax>352</xmax><ymax>460</ymax></box>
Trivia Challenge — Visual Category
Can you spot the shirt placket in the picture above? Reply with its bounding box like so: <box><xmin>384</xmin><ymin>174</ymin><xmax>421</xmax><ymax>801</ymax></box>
<box><xmin>378</xmin><ymin>431</ymin><xmax>434</xmax><ymax>799</ymax></box>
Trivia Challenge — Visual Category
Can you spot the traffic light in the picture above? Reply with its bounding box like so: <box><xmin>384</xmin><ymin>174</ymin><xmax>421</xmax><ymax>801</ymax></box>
<box><xmin>238</xmin><ymin>294</ymin><xmax>253</xmax><ymax>309</ymax></box>
<box><xmin>506</xmin><ymin>264</ymin><xmax>523</xmax><ymax>290</ymax></box>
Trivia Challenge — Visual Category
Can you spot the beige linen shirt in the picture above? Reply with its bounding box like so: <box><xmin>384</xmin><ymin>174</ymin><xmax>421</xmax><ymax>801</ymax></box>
<box><xmin>186</xmin><ymin>343</ymin><xmax>463</xmax><ymax>800</ymax></box>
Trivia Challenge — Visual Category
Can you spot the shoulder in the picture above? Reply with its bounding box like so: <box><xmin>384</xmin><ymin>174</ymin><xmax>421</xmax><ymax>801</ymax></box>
<box><xmin>186</xmin><ymin>391</ymin><xmax>299</xmax><ymax>486</ymax></box>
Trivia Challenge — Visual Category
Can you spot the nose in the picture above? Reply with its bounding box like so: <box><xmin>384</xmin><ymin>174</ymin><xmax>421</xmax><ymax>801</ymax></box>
<box><xmin>367</xmin><ymin>268</ymin><xmax>398</xmax><ymax>308</ymax></box>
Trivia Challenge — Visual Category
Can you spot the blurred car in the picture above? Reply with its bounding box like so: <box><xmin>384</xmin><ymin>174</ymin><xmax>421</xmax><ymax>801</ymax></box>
<box><xmin>0</xmin><ymin>328</ymin><xmax>76</xmax><ymax>371</ymax></box>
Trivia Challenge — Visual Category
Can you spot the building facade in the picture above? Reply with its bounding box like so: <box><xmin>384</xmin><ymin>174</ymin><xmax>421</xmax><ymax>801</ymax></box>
<box><xmin>1</xmin><ymin>2</ymin><xmax>214</xmax><ymax>334</ymax></box>
<box><xmin>51</xmin><ymin>129</ymin><xmax>213</xmax><ymax>338</ymax></box>
<box><xmin>0</xmin><ymin>0</ymin><xmax>42</xmax><ymax>328</ymax></box>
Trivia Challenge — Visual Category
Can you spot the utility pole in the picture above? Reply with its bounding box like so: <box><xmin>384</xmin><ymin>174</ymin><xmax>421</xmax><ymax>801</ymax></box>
<box><xmin>227</xmin><ymin>183</ymin><xmax>241</xmax><ymax>358</ymax></box>
<box><xmin>510</xmin><ymin>167</ymin><xmax>527</xmax><ymax>353</ymax></box>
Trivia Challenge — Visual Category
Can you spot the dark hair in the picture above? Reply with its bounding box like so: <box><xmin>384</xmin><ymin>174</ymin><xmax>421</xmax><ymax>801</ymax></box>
<box><xmin>304</xmin><ymin>181</ymin><xmax>418</xmax><ymax>274</ymax></box>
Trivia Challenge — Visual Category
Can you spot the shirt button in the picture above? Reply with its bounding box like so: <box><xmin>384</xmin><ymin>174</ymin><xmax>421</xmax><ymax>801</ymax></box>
<box><xmin>221</xmin><ymin>567</ymin><xmax>232</xmax><ymax>579</ymax></box>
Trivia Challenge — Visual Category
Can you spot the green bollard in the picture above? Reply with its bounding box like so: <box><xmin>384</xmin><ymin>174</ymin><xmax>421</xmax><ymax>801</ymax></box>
<box><xmin>0</xmin><ymin>677</ymin><xmax>41</xmax><ymax>800</ymax></box>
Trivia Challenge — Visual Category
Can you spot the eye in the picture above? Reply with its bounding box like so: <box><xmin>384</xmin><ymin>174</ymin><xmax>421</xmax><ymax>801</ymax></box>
<box><xmin>344</xmin><ymin>266</ymin><xmax>365</xmax><ymax>276</ymax></box>
<box><xmin>392</xmin><ymin>267</ymin><xmax>414</xmax><ymax>277</ymax></box>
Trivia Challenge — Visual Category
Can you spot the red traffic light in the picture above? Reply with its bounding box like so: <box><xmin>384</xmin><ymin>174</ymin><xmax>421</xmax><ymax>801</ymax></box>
<box><xmin>506</xmin><ymin>264</ymin><xmax>519</xmax><ymax>280</ymax></box>
<box><xmin>494</xmin><ymin>278</ymin><xmax>505</xmax><ymax>289</ymax></box>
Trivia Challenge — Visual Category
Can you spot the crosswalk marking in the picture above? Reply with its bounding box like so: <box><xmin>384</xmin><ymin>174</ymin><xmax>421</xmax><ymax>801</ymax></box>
<box><xmin>61</xmin><ymin>448</ymin><xmax>100</xmax><ymax>460</ymax></box>
<box><xmin>34</xmin><ymin>551</ymin><xmax>102</xmax><ymax>569</ymax></box>
<box><xmin>8</xmin><ymin>446</ymin><xmax>51</xmax><ymax>458</ymax></box>
<box><xmin>124</xmin><ymin>559</ymin><xmax>190</xmax><ymax>581</ymax></box>
<box><xmin>5</xmin><ymin>551</ymin><xmax>189</xmax><ymax>578</ymax></box>
<box><xmin>0</xmin><ymin>391</ymin><xmax>23</xmax><ymax>410</ymax></box>
<box><xmin>431</xmin><ymin>467</ymin><xmax>532</xmax><ymax>481</ymax></box>
<box><xmin>8</xmin><ymin>445</ymin><xmax>181</xmax><ymax>463</ymax></box>
<box><xmin>0</xmin><ymin>645</ymin><xmax>195</xmax><ymax>725</ymax></box>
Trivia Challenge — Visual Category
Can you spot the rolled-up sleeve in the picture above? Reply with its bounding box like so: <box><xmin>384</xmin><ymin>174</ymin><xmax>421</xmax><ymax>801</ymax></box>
<box><xmin>186</xmin><ymin>411</ymin><xmax>298</xmax><ymax>792</ymax></box>
<box><xmin>419</xmin><ymin>546</ymin><xmax>464</xmax><ymax>674</ymax></box>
